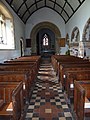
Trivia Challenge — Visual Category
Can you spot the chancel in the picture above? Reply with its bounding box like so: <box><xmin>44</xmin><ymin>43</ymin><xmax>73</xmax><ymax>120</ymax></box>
<box><xmin>0</xmin><ymin>0</ymin><xmax>90</xmax><ymax>120</ymax></box>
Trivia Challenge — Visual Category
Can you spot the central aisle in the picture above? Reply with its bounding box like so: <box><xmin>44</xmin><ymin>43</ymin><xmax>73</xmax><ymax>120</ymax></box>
<box><xmin>25</xmin><ymin>60</ymin><xmax>74</xmax><ymax>120</ymax></box>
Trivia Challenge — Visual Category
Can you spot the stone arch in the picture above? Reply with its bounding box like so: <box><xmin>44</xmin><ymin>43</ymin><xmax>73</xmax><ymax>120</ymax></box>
<box><xmin>82</xmin><ymin>18</ymin><xmax>90</xmax><ymax>58</ymax></box>
<box><xmin>70</xmin><ymin>27</ymin><xmax>80</xmax><ymax>57</ymax></box>
<box><xmin>82</xmin><ymin>18</ymin><xmax>90</xmax><ymax>41</ymax></box>
<box><xmin>30</xmin><ymin>21</ymin><xmax>61</xmax><ymax>54</ymax></box>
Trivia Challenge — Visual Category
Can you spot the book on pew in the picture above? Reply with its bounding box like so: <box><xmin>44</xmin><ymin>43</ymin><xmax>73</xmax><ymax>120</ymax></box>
<box><xmin>70</xmin><ymin>83</ymin><xmax>74</xmax><ymax>88</ymax></box>
<box><xmin>84</xmin><ymin>97</ymin><xmax>90</xmax><ymax>108</ymax></box>
<box><xmin>6</xmin><ymin>102</ymin><xmax>13</xmax><ymax>111</ymax></box>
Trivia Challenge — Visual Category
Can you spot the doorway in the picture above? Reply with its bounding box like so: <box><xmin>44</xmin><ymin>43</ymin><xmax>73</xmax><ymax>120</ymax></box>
<box><xmin>20</xmin><ymin>37</ymin><xmax>24</xmax><ymax>57</ymax></box>
<box><xmin>36</xmin><ymin>28</ymin><xmax>55</xmax><ymax>58</ymax></box>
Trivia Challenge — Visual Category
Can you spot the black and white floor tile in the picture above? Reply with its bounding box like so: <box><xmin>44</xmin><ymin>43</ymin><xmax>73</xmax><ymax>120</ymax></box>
<box><xmin>25</xmin><ymin>60</ymin><xmax>75</xmax><ymax>120</ymax></box>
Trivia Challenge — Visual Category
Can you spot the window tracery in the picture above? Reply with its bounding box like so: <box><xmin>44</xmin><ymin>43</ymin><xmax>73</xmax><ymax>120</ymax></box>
<box><xmin>43</xmin><ymin>34</ymin><xmax>49</xmax><ymax>46</ymax></box>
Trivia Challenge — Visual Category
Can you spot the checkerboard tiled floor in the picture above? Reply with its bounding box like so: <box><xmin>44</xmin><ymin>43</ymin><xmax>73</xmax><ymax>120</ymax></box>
<box><xmin>25</xmin><ymin>61</ymin><xmax>74</xmax><ymax>120</ymax></box>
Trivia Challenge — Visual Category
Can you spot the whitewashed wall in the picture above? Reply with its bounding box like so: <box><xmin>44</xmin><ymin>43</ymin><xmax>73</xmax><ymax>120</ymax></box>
<box><xmin>0</xmin><ymin>0</ymin><xmax>25</xmax><ymax>62</ymax></box>
<box><xmin>65</xmin><ymin>0</ymin><xmax>90</xmax><ymax>41</ymax></box>
<box><xmin>1</xmin><ymin>0</ymin><xmax>90</xmax><ymax>58</ymax></box>
<box><xmin>65</xmin><ymin>0</ymin><xmax>90</xmax><ymax>57</ymax></box>
<box><xmin>25</xmin><ymin>7</ymin><xmax>65</xmax><ymax>38</ymax></box>
<box><xmin>25</xmin><ymin>7</ymin><xmax>65</xmax><ymax>54</ymax></box>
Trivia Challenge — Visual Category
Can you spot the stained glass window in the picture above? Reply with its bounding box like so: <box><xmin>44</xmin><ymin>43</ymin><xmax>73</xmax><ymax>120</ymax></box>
<box><xmin>43</xmin><ymin>34</ymin><xmax>48</xmax><ymax>46</ymax></box>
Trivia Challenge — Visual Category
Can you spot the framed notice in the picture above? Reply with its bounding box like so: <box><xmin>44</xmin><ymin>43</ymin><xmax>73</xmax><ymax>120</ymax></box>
<box><xmin>58</xmin><ymin>38</ymin><xmax>65</xmax><ymax>47</ymax></box>
<box><xmin>26</xmin><ymin>39</ymin><xmax>31</xmax><ymax>47</ymax></box>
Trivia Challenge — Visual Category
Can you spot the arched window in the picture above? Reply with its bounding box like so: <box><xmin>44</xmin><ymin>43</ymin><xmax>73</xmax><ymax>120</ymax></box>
<box><xmin>0</xmin><ymin>2</ymin><xmax>15</xmax><ymax>49</ymax></box>
<box><xmin>43</xmin><ymin>34</ymin><xmax>49</xmax><ymax>46</ymax></box>
<box><xmin>82</xmin><ymin>18</ymin><xmax>90</xmax><ymax>41</ymax></box>
<box><xmin>71</xmin><ymin>27</ymin><xmax>79</xmax><ymax>43</ymax></box>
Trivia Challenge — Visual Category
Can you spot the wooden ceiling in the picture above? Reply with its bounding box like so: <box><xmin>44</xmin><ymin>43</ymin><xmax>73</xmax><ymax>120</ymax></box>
<box><xmin>5</xmin><ymin>0</ymin><xmax>85</xmax><ymax>24</ymax></box>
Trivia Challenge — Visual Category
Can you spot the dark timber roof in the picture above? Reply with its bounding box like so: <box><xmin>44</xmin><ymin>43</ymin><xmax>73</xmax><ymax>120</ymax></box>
<box><xmin>5</xmin><ymin>0</ymin><xmax>86</xmax><ymax>24</ymax></box>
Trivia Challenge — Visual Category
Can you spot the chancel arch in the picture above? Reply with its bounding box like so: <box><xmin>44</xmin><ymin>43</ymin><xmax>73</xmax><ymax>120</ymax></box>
<box><xmin>30</xmin><ymin>22</ymin><xmax>61</xmax><ymax>55</ymax></box>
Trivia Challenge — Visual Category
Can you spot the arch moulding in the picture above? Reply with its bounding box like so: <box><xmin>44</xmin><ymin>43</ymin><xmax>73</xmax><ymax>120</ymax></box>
<box><xmin>30</xmin><ymin>21</ymin><xmax>61</xmax><ymax>54</ymax></box>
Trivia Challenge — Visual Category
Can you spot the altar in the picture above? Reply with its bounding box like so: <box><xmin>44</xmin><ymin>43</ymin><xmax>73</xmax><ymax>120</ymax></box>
<box><xmin>41</xmin><ymin>50</ymin><xmax>55</xmax><ymax>58</ymax></box>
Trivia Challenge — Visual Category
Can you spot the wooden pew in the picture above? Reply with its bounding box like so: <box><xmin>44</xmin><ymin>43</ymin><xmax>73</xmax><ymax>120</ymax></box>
<box><xmin>51</xmin><ymin>55</ymin><xmax>89</xmax><ymax>74</ymax></box>
<box><xmin>65</xmin><ymin>70</ymin><xmax>90</xmax><ymax>100</ymax></box>
<box><xmin>0</xmin><ymin>63</ymin><xmax>37</xmax><ymax>86</ymax></box>
<box><xmin>74</xmin><ymin>80</ymin><xmax>90</xmax><ymax>120</ymax></box>
<box><xmin>17</xmin><ymin>55</ymin><xmax>41</xmax><ymax>61</ymax></box>
<box><xmin>51</xmin><ymin>55</ymin><xmax>77</xmax><ymax>73</ymax></box>
<box><xmin>3</xmin><ymin>61</ymin><xmax>38</xmax><ymax>75</ymax></box>
<box><xmin>5</xmin><ymin>55</ymin><xmax>41</xmax><ymax>71</ymax></box>
<box><xmin>0</xmin><ymin>81</ymin><xmax>24</xmax><ymax>120</ymax></box>
<box><xmin>51</xmin><ymin>55</ymin><xmax>89</xmax><ymax>83</ymax></box>
<box><xmin>59</xmin><ymin>64</ymin><xmax>90</xmax><ymax>90</ymax></box>
<box><xmin>4</xmin><ymin>61</ymin><xmax>39</xmax><ymax>74</ymax></box>
<box><xmin>0</xmin><ymin>71</ymin><xmax>30</xmax><ymax>104</ymax></box>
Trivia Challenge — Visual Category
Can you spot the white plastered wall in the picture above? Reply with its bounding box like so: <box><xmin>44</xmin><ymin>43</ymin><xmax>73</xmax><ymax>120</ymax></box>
<box><xmin>65</xmin><ymin>0</ymin><xmax>90</xmax><ymax>41</ymax></box>
<box><xmin>25</xmin><ymin>7</ymin><xmax>65</xmax><ymax>38</ymax></box>
<box><xmin>25</xmin><ymin>7</ymin><xmax>65</xmax><ymax>54</ymax></box>
<box><xmin>0</xmin><ymin>0</ymin><xmax>25</xmax><ymax>62</ymax></box>
<box><xmin>65</xmin><ymin>0</ymin><xmax>90</xmax><ymax>57</ymax></box>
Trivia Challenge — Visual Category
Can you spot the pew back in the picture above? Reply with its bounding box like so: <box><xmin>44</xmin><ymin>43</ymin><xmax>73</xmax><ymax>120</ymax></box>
<box><xmin>74</xmin><ymin>80</ymin><xmax>90</xmax><ymax>120</ymax></box>
<box><xmin>0</xmin><ymin>71</ymin><xmax>30</xmax><ymax>103</ymax></box>
<box><xmin>66</xmin><ymin>70</ymin><xmax>90</xmax><ymax>99</ymax></box>
<box><xmin>0</xmin><ymin>81</ymin><xmax>24</xmax><ymax>120</ymax></box>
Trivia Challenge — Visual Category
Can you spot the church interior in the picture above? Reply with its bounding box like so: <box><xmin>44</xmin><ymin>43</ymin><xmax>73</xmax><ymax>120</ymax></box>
<box><xmin>0</xmin><ymin>0</ymin><xmax>90</xmax><ymax>120</ymax></box>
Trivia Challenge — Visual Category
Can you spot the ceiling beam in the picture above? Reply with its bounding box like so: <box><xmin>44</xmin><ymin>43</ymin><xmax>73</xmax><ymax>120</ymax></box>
<box><xmin>35</xmin><ymin>0</ymin><xmax>38</xmax><ymax>9</ymax></box>
<box><xmin>61</xmin><ymin>1</ymin><xmax>67</xmax><ymax>14</ymax></box>
<box><xmin>65</xmin><ymin>0</ymin><xmax>85</xmax><ymax>23</ymax></box>
<box><xmin>53</xmin><ymin>0</ymin><xmax>56</xmax><ymax>9</ymax></box>
<box><xmin>24</xmin><ymin>2</ymin><xmax>30</xmax><ymax>14</ymax></box>
<box><xmin>50</xmin><ymin>0</ymin><xmax>69</xmax><ymax>18</ymax></box>
<box><xmin>25</xmin><ymin>6</ymin><xmax>66</xmax><ymax>24</ymax></box>
<box><xmin>5</xmin><ymin>0</ymin><xmax>86</xmax><ymax>24</ymax></box>
<box><xmin>21</xmin><ymin>0</ymin><xmax>43</xmax><ymax>19</ymax></box>
<box><xmin>10</xmin><ymin>0</ymin><xmax>13</xmax><ymax>5</ymax></box>
<box><xmin>78</xmin><ymin>0</ymin><xmax>81</xmax><ymax>4</ymax></box>
<box><xmin>23</xmin><ymin>0</ymin><xmax>69</xmax><ymax>23</ymax></box>
<box><xmin>45</xmin><ymin>0</ymin><xmax>46</xmax><ymax>6</ymax></box>
<box><xmin>17</xmin><ymin>0</ymin><xmax>28</xmax><ymax>13</ymax></box>
<box><xmin>5</xmin><ymin>0</ymin><xmax>25</xmax><ymax>23</ymax></box>
<box><xmin>65</xmin><ymin>0</ymin><xmax>74</xmax><ymax>13</ymax></box>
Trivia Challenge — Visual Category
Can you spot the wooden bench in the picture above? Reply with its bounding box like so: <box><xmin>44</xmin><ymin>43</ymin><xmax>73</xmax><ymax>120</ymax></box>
<box><xmin>65</xmin><ymin>70</ymin><xmax>90</xmax><ymax>100</ymax></box>
<box><xmin>4</xmin><ymin>60</ymin><xmax>39</xmax><ymax>73</ymax></box>
<box><xmin>3</xmin><ymin>62</ymin><xmax>38</xmax><ymax>75</ymax></box>
<box><xmin>51</xmin><ymin>55</ymin><xmax>89</xmax><ymax>75</ymax></box>
<box><xmin>74</xmin><ymin>80</ymin><xmax>90</xmax><ymax>120</ymax></box>
<box><xmin>5</xmin><ymin>55</ymin><xmax>41</xmax><ymax>70</ymax></box>
<box><xmin>0</xmin><ymin>81</ymin><xmax>24</xmax><ymax>120</ymax></box>
<box><xmin>0</xmin><ymin>71</ymin><xmax>30</xmax><ymax>103</ymax></box>
<box><xmin>0</xmin><ymin>63</ymin><xmax>37</xmax><ymax>86</ymax></box>
<box><xmin>59</xmin><ymin>64</ymin><xmax>90</xmax><ymax>90</ymax></box>
<box><xmin>51</xmin><ymin>55</ymin><xmax>89</xmax><ymax>85</ymax></box>
<box><xmin>17</xmin><ymin>55</ymin><xmax>41</xmax><ymax>61</ymax></box>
